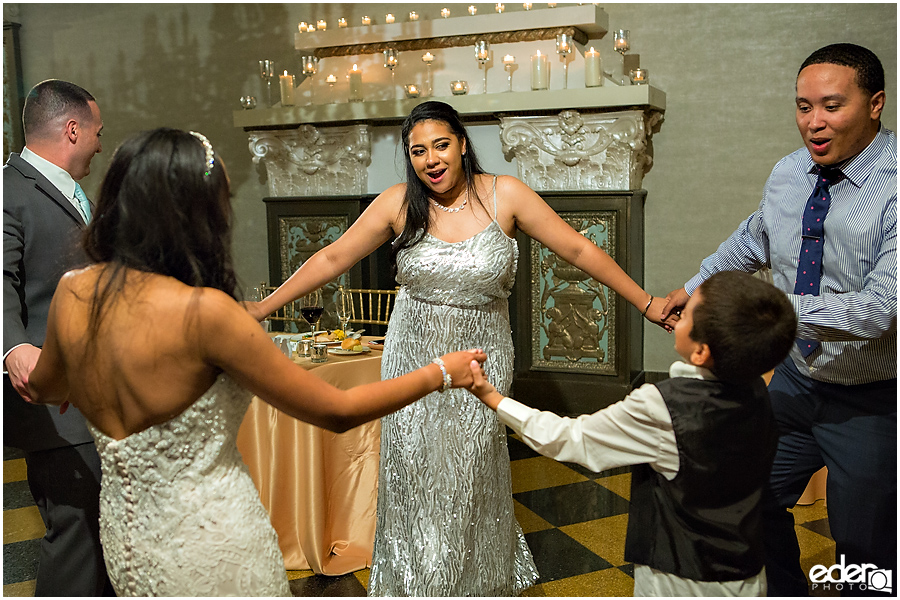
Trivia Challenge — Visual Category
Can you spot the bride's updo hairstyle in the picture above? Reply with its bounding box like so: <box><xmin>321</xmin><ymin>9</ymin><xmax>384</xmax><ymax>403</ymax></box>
<box><xmin>391</xmin><ymin>101</ymin><xmax>487</xmax><ymax>275</ymax></box>
<box><xmin>83</xmin><ymin>127</ymin><xmax>238</xmax><ymax>333</ymax></box>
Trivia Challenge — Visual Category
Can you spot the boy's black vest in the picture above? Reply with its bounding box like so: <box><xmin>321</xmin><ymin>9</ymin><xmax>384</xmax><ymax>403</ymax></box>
<box><xmin>623</xmin><ymin>376</ymin><xmax>777</xmax><ymax>582</ymax></box>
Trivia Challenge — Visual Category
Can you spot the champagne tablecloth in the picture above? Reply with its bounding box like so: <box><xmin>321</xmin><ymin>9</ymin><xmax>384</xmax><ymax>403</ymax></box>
<box><xmin>237</xmin><ymin>338</ymin><xmax>382</xmax><ymax>575</ymax></box>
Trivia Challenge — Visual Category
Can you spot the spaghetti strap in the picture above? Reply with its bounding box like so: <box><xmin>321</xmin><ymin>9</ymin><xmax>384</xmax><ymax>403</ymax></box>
<box><xmin>492</xmin><ymin>175</ymin><xmax>498</xmax><ymax>220</ymax></box>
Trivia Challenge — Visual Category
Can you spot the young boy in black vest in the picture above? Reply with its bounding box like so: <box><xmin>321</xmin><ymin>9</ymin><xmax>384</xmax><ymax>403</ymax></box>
<box><xmin>467</xmin><ymin>271</ymin><xmax>797</xmax><ymax>596</ymax></box>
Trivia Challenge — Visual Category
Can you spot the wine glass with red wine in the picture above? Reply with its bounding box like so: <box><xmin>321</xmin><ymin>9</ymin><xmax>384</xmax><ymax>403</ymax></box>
<box><xmin>299</xmin><ymin>289</ymin><xmax>324</xmax><ymax>338</ymax></box>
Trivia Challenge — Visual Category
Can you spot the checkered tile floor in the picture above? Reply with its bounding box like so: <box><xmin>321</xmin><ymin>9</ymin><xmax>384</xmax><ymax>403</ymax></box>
<box><xmin>3</xmin><ymin>432</ymin><xmax>836</xmax><ymax>596</ymax></box>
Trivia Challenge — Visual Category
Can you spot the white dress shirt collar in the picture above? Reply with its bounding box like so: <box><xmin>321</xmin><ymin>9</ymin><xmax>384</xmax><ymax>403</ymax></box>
<box><xmin>20</xmin><ymin>146</ymin><xmax>78</xmax><ymax>201</ymax></box>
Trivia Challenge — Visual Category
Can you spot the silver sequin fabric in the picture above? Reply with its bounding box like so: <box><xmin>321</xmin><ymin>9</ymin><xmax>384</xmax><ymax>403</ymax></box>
<box><xmin>369</xmin><ymin>207</ymin><xmax>540</xmax><ymax>596</ymax></box>
<box><xmin>89</xmin><ymin>375</ymin><xmax>291</xmax><ymax>596</ymax></box>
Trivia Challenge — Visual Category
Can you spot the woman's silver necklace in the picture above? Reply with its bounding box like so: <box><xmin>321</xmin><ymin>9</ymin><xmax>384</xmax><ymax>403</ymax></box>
<box><xmin>431</xmin><ymin>188</ymin><xmax>468</xmax><ymax>213</ymax></box>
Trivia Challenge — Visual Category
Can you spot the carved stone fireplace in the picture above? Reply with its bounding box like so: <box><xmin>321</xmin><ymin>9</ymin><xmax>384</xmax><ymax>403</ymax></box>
<box><xmin>236</xmin><ymin>4</ymin><xmax>665</xmax><ymax>412</ymax></box>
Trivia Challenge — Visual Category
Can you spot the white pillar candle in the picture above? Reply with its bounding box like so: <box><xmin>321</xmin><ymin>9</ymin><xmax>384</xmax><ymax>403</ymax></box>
<box><xmin>279</xmin><ymin>71</ymin><xmax>295</xmax><ymax>105</ymax></box>
<box><xmin>584</xmin><ymin>46</ymin><xmax>602</xmax><ymax>87</ymax></box>
<box><xmin>531</xmin><ymin>50</ymin><xmax>549</xmax><ymax>90</ymax></box>
<box><xmin>348</xmin><ymin>64</ymin><xmax>363</xmax><ymax>102</ymax></box>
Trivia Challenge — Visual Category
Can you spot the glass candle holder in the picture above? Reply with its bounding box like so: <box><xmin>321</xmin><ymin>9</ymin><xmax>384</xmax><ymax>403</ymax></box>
<box><xmin>441</xmin><ymin>7</ymin><xmax>451</xmax><ymax>18</ymax></box>
<box><xmin>383</xmin><ymin>48</ymin><xmax>399</xmax><ymax>99</ymax></box>
<box><xmin>361</xmin><ymin>15</ymin><xmax>372</xmax><ymax>25</ymax></box>
<box><xmin>474</xmin><ymin>40</ymin><xmax>491</xmax><ymax>94</ymax></box>
<box><xmin>298</xmin><ymin>22</ymin><xmax>308</xmax><ymax>33</ymax></box>
<box><xmin>240</xmin><ymin>95</ymin><xmax>257</xmax><ymax>109</ymax></box>
<box><xmin>495</xmin><ymin>3</ymin><xmax>505</xmax><ymax>12</ymax></box>
<box><xmin>316</xmin><ymin>20</ymin><xmax>326</xmax><ymax>31</ymax></box>
<box><xmin>468</xmin><ymin>5</ymin><xmax>477</xmax><ymax>15</ymax></box>
<box><xmin>614</xmin><ymin>29</ymin><xmax>630</xmax><ymax>55</ymax></box>
<box><xmin>385</xmin><ymin>13</ymin><xmax>395</xmax><ymax>24</ymax></box>
<box><xmin>348</xmin><ymin>64</ymin><xmax>363</xmax><ymax>102</ymax></box>
<box><xmin>629</xmin><ymin>67</ymin><xmax>649</xmax><ymax>85</ymax></box>
<box><xmin>502</xmin><ymin>55</ymin><xmax>516</xmax><ymax>92</ymax></box>
<box><xmin>523</xmin><ymin>2</ymin><xmax>533</xmax><ymax>9</ymax></box>
<box><xmin>422</xmin><ymin>52</ymin><xmax>435</xmax><ymax>95</ymax></box>
<box><xmin>556</xmin><ymin>33</ymin><xmax>572</xmax><ymax>89</ymax></box>
<box><xmin>450</xmin><ymin>80</ymin><xmax>469</xmax><ymax>95</ymax></box>
<box><xmin>404</xmin><ymin>84</ymin><xmax>421</xmax><ymax>98</ymax></box>
<box><xmin>338</xmin><ymin>18</ymin><xmax>347</xmax><ymax>28</ymax></box>
<box><xmin>409</xmin><ymin>11</ymin><xmax>419</xmax><ymax>21</ymax></box>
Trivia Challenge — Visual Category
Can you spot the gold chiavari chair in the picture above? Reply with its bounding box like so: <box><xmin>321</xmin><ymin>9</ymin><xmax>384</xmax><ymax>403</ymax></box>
<box><xmin>260</xmin><ymin>282</ymin><xmax>307</xmax><ymax>332</ymax></box>
<box><xmin>340</xmin><ymin>286</ymin><xmax>398</xmax><ymax>327</ymax></box>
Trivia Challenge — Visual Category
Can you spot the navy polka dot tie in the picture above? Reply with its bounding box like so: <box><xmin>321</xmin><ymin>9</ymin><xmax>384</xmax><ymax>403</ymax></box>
<box><xmin>793</xmin><ymin>167</ymin><xmax>841</xmax><ymax>357</ymax></box>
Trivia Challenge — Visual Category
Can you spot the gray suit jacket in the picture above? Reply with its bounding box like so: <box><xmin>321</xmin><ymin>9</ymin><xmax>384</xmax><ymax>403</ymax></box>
<box><xmin>3</xmin><ymin>152</ymin><xmax>94</xmax><ymax>451</ymax></box>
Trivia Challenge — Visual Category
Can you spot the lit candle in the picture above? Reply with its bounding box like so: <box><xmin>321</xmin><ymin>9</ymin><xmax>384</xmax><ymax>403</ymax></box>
<box><xmin>405</xmin><ymin>84</ymin><xmax>420</xmax><ymax>98</ymax></box>
<box><xmin>326</xmin><ymin>74</ymin><xmax>337</xmax><ymax>84</ymax></box>
<box><xmin>348</xmin><ymin>64</ymin><xmax>363</xmax><ymax>102</ymax></box>
<box><xmin>503</xmin><ymin>54</ymin><xmax>515</xmax><ymax>65</ymax></box>
<box><xmin>298</xmin><ymin>21</ymin><xmax>308</xmax><ymax>33</ymax></box>
<box><xmin>523</xmin><ymin>2</ymin><xmax>533</xmax><ymax>9</ymax></box>
<box><xmin>306</xmin><ymin>24</ymin><xmax>316</xmax><ymax>33</ymax></box>
<box><xmin>316</xmin><ymin>19</ymin><xmax>326</xmax><ymax>30</ymax></box>
<box><xmin>441</xmin><ymin>7</ymin><xmax>451</xmax><ymax>18</ymax></box>
<box><xmin>531</xmin><ymin>50</ymin><xmax>549</xmax><ymax>90</ymax></box>
<box><xmin>385</xmin><ymin>13</ymin><xmax>395</xmax><ymax>24</ymax></box>
<box><xmin>422</xmin><ymin>52</ymin><xmax>435</xmax><ymax>64</ymax></box>
<box><xmin>468</xmin><ymin>5</ymin><xmax>477</xmax><ymax>15</ymax></box>
<box><xmin>614</xmin><ymin>30</ymin><xmax>630</xmax><ymax>54</ymax></box>
<box><xmin>547</xmin><ymin>2</ymin><xmax>557</xmax><ymax>6</ymax></box>
<box><xmin>584</xmin><ymin>46</ymin><xmax>602</xmax><ymax>87</ymax></box>
<box><xmin>409</xmin><ymin>11</ymin><xmax>419</xmax><ymax>21</ymax></box>
<box><xmin>338</xmin><ymin>18</ymin><xmax>347</xmax><ymax>28</ymax></box>
<box><xmin>279</xmin><ymin>70</ymin><xmax>295</xmax><ymax>106</ymax></box>
<box><xmin>496</xmin><ymin>3</ymin><xmax>505</xmax><ymax>12</ymax></box>
<box><xmin>361</xmin><ymin>15</ymin><xmax>371</xmax><ymax>25</ymax></box>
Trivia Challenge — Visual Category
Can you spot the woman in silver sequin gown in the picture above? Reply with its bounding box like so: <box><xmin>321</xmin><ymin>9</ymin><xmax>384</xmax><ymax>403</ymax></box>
<box><xmin>27</xmin><ymin>128</ymin><xmax>487</xmax><ymax>597</ymax></box>
<box><xmin>252</xmin><ymin>102</ymin><xmax>675</xmax><ymax>596</ymax></box>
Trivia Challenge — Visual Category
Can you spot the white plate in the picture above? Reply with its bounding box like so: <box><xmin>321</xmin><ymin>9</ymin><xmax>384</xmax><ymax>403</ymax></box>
<box><xmin>328</xmin><ymin>347</ymin><xmax>372</xmax><ymax>355</ymax></box>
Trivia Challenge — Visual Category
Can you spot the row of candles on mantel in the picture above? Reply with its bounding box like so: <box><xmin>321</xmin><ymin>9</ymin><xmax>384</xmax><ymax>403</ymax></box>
<box><xmin>255</xmin><ymin>30</ymin><xmax>646</xmax><ymax>108</ymax></box>
<box><xmin>297</xmin><ymin>3</ymin><xmax>597</xmax><ymax>31</ymax></box>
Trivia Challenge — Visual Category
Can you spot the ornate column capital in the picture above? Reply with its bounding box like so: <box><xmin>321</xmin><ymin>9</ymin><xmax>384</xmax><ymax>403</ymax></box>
<box><xmin>248</xmin><ymin>124</ymin><xmax>372</xmax><ymax>197</ymax></box>
<box><xmin>499</xmin><ymin>109</ymin><xmax>663</xmax><ymax>191</ymax></box>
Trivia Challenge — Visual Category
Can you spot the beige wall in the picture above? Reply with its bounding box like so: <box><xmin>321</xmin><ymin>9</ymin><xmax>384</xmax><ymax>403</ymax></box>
<box><xmin>5</xmin><ymin>3</ymin><xmax>895</xmax><ymax>372</ymax></box>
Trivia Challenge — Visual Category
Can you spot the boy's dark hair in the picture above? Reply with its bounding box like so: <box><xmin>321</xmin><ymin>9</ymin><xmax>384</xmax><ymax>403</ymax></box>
<box><xmin>799</xmin><ymin>43</ymin><xmax>885</xmax><ymax>98</ymax></box>
<box><xmin>690</xmin><ymin>271</ymin><xmax>797</xmax><ymax>382</ymax></box>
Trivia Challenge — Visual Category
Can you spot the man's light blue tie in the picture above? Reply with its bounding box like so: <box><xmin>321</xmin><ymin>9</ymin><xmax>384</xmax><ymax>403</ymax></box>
<box><xmin>74</xmin><ymin>182</ymin><xmax>91</xmax><ymax>224</ymax></box>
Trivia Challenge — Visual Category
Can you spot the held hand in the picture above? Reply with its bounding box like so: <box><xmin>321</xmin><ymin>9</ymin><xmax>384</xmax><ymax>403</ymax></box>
<box><xmin>438</xmin><ymin>349</ymin><xmax>488</xmax><ymax>390</ymax></box>
<box><xmin>660</xmin><ymin>287</ymin><xmax>690</xmax><ymax>321</ymax></box>
<box><xmin>5</xmin><ymin>345</ymin><xmax>41</xmax><ymax>402</ymax></box>
<box><xmin>642</xmin><ymin>296</ymin><xmax>678</xmax><ymax>332</ymax></box>
<box><xmin>466</xmin><ymin>360</ymin><xmax>504</xmax><ymax>410</ymax></box>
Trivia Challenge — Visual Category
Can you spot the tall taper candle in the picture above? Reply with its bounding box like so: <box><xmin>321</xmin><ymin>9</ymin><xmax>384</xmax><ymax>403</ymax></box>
<box><xmin>531</xmin><ymin>50</ymin><xmax>549</xmax><ymax>90</ymax></box>
<box><xmin>279</xmin><ymin>71</ymin><xmax>295</xmax><ymax>105</ymax></box>
<box><xmin>348</xmin><ymin>64</ymin><xmax>363</xmax><ymax>102</ymax></box>
<box><xmin>585</xmin><ymin>46</ymin><xmax>602</xmax><ymax>87</ymax></box>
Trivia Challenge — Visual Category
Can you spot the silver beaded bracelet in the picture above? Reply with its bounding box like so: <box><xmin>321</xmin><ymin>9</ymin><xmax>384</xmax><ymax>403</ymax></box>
<box><xmin>431</xmin><ymin>357</ymin><xmax>452</xmax><ymax>393</ymax></box>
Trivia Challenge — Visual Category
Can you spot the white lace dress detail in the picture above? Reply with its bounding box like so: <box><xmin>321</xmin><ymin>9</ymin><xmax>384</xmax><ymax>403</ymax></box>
<box><xmin>89</xmin><ymin>374</ymin><xmax>290</xmax><ymax>596</ymax></box>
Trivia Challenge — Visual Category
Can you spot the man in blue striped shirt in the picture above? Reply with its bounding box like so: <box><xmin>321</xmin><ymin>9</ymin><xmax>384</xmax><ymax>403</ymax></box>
<box><xmin>662</xmin><ymin>43</ymin><xmax>896</xmax><ymax>596</ymax></box>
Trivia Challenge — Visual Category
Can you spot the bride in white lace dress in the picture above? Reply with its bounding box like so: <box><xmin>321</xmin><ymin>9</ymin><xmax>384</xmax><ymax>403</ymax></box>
<box><xmin>26</xmin><ymin>128</ymin><xmax>486</xmax><ymax>597</ymax></box>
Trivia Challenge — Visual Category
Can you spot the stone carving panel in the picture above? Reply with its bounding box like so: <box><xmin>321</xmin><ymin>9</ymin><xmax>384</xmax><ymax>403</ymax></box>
<box><xmin>531</xmin><ymin>211</ymin><xmax>617</xmax><ymax>374</ymax></box>
<box><xmin>250</xmin><ymin>124</ymin><xmax>371</xmax><ymax>197</ymax></box>
<box><xmin>277</xmin><ymin>215</ymin><xmax>350</xmax><ymax>331</ymax></box>
<box><xmin>500</xmin><ymin>110</ymin><xmax>662</xmax><ymax>191</ymax></box>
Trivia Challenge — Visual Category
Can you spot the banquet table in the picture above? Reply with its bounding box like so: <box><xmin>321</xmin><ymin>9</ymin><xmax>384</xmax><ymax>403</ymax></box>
<box><xmin>236</xmin><ymin>336</ymin><xmax>383</xmax><ymax>575</ymax></box>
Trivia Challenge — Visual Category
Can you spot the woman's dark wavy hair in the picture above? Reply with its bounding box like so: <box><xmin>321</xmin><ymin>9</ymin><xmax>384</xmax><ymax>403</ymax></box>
<box><xmin>82</xmin><ymin>127</ymin><xmax>236</xmax><ymax>337</ymax></box>
<box><xmin>390</xmin><ymin>101</ymin><xmax>487</xmax><ymax>276</ymax></box>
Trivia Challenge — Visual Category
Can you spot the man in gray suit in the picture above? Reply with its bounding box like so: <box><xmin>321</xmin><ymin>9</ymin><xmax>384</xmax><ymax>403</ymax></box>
<box><xmin>4</xmin><ymin>80</ymin><xmax>112</xmax><ymax>595</ymax></box>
